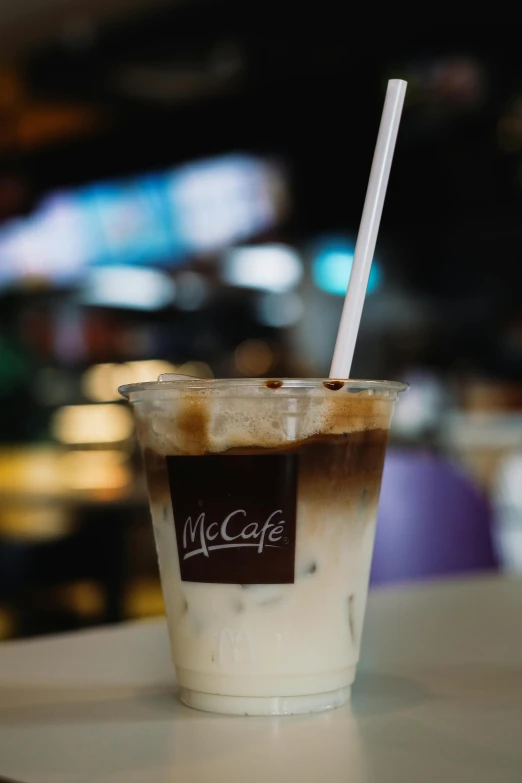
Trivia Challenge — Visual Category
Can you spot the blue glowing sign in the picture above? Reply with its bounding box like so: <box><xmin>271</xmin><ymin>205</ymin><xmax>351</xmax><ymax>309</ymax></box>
<box><xmin>312</xmin><ymin>238</ymin><xmax>382</xmax><ymax>296</ymax></box>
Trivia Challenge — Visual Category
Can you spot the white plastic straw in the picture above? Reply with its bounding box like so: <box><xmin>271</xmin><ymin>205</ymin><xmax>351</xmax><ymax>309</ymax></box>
<box><xmin>329</xmin><ymin>79</ymin><xmax>407</xmax><ymax>378</ymax></box>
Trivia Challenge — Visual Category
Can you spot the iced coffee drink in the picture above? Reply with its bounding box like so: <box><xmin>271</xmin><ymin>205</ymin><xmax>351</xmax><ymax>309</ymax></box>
<box><xmin>120</xmin><ymin>378</ymin><xmax>405</xmax><ymax>715</ymax></box>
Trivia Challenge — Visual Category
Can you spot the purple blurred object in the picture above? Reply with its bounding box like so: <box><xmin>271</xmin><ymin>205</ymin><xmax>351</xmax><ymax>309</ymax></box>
<box><xmin>371</xmin><ymin>449</ymin><xmax>498</xmax><ymax>586</ymax></box>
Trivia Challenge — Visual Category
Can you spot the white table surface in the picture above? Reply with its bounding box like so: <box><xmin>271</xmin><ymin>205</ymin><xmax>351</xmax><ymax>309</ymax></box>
<box><xmin>0</xmin><ymin>574</ymin><xmax>521</xmax><ymax>783</ymax></box>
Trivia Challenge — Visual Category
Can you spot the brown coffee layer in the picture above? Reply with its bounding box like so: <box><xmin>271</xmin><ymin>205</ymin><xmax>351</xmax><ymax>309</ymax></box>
<box><xmin>143</xmin><ymin>428</ymin><xmax>389</xmax><ymax>508</ymax></box>
<box><xmin>295</xmin><ymin>428</ymin><xmax>389</xmax><ymax>537</ymax></box>
<box><xmin>222</xmin><ymin>427</ymin><xmax>388</xmax><ymax>456</ymax></box>
<box><xmin>143</xmin><ymin>446</ymin><xmax>170</xmax><ymax>503</ymax></box>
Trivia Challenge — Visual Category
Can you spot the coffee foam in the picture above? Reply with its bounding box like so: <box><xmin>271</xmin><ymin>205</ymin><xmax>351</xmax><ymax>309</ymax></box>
<box><xmin>133</xmin><ymin>387</ymin><xmax>394</xmax><ymax>456</ymax></box>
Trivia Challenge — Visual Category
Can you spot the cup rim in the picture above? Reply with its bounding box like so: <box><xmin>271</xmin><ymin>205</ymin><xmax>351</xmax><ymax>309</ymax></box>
<box><xmin>119</xmin><ymin>377</ymin><xmax>408</xmax><ymax>398</ymax></box>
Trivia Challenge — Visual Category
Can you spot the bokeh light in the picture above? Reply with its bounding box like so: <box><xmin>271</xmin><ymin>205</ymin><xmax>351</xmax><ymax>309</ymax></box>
<box><xmin>312</xmin><ymin>238</ymin><xmax>382</xmax><ymax>296</ymax></box>
<box><xmin>177</xmin><ymin>361</ymin><xmax>214</xmax><ymax>378</ymax></box>
<box><xmin>223</xmin><ymin>244</ymin><xmax>303</xmax><ymax>292</ymax></box>
<box><xmin>82</xmin><ymin>360</ymin><xmax>178</xmax><ymax>401</ymax></box>
<box><xmin>81</xmin><ymin>267</ymin><xmax>176</xmax><ymax>310</ymax></box>
<box><xmin>52</xmin><ymin>404</ymin><xmax>134</xmax><ymax>444</ymax></box>
<box><xmin>59</xmin><ymin>450</ymin><xmax>131</xmax><ymax>491</ymax></box>
<box><xmin>234</xmin><ymin>339</ymin><xmax>274</xmax><ymax>375</ymax></box>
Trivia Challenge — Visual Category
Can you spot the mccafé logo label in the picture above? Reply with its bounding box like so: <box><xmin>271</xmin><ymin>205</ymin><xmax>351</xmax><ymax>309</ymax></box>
<box><xmin>166</xmin><ymin>455</ymin><xmax>297</xmax><ymax>584</ymax></box>
<box><xmin>181</xmin><ymin>509</ymin><xmax>287</xmax><ymax>560</ymax></box>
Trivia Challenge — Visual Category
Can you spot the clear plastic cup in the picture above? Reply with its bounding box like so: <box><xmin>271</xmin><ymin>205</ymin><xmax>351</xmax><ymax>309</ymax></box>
<box><xmin>120</xmin><ymin>378</ymin><xmax>406</xmax><ymax>715</ymax></box>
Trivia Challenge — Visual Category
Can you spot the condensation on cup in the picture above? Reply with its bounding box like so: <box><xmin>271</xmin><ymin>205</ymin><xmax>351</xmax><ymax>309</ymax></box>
<box><xmin>120</xmin><ymin>377</ymin><xmax>406</xmax><ymax>715</ymax></box>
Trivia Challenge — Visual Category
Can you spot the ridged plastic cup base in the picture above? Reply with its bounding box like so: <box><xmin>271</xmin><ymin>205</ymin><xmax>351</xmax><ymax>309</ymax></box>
<box><xmin>179</xmin><ymin>686</ymin><xmax>351</xmax><ymax>716</ymax></box>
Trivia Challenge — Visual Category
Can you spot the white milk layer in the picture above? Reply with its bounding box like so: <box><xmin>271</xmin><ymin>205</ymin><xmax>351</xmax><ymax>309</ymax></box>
<box><xmin>149</xmin><ymin>458</ymin><xmax>380</xmax><ymax>706</ymax></box>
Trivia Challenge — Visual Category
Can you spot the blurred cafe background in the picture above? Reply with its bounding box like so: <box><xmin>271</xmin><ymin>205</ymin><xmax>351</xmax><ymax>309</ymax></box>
<box><xmin>0</xmin><ymin>7</ymin><xmax>521</xmax><ymax>639</ymax></box>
